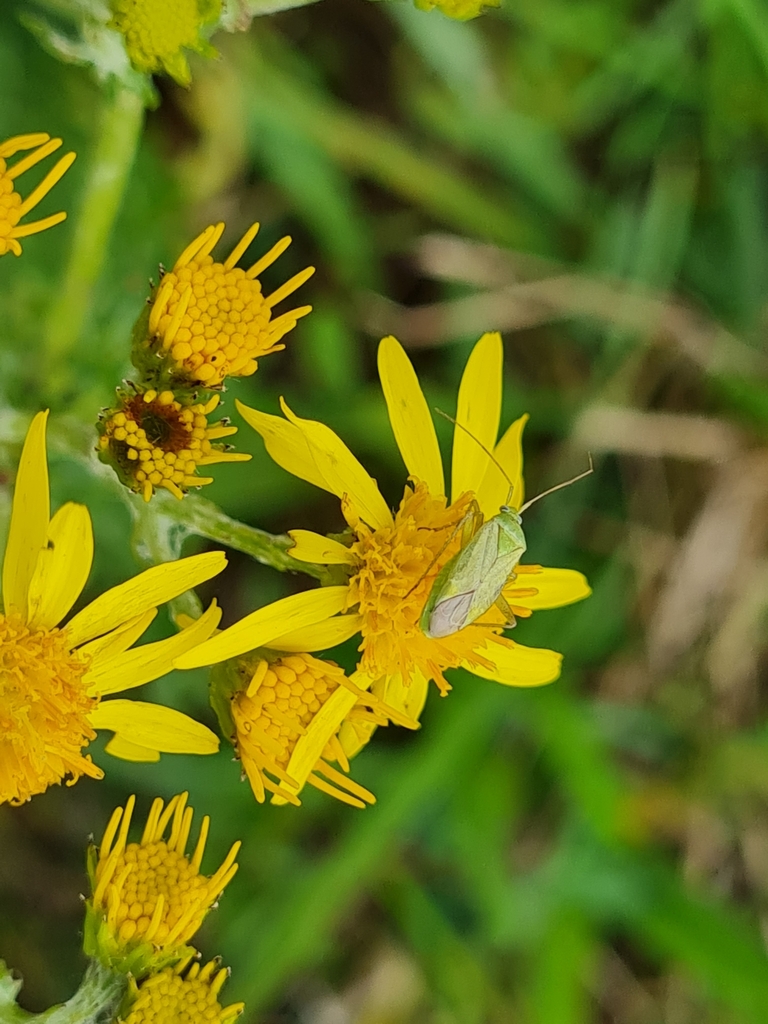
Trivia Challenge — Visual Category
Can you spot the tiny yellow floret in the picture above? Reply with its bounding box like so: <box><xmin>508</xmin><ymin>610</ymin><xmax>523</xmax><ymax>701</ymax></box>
<box><xmin>0</xmin><ymin>133</ymin><xmax>75</xmax><ymax>257</ymax></box>
<box><xmin>148</xmin><ymin>222</ymin><xmax>314</xmax><ymax>387</ymax></box>
<box><xmin>110</xmin><ymin>0</ymin><xmax>221</xmax><ymax>87</ymax></box>
<box><xmin>91</xmin><ymin>793</ymin><xmax>240</xmax><ymax>956</ymax></box>
<box><xmin>122</xmin><ymin>956</ymin><xmax>244</xmax><ymax>1024</ymax></box>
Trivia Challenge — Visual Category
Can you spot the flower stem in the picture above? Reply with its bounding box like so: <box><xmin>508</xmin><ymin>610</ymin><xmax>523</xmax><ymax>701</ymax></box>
<box><xmin>0</xmin><ymin>961</ymin><xmax>126</xmax><ymax>1024</ymax></box>
<box><xmin>44</xmin><ymin>85</ymin><xmax>144</xmax><ymax>392</ymax></box>
<box><xmin>143</xmin><ymin>489</ymin><xmax>334</xmax><ymax>583</ymax></box>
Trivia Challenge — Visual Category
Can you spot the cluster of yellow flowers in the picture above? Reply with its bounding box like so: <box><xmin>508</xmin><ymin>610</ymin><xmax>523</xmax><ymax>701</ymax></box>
<box><xmin>98</xmin><ymin>220</ymin><xmax>315</xmax><ymax>501</ymax></box>
<box><xmin>1</xmin><ymin>132</ymin><xmax>591</xmax><ymax>827</ymax></box>
<box><xmin>84</xmin><ymin>793</ymin><xmax>243</xmax><ymax>1022</ymax></box>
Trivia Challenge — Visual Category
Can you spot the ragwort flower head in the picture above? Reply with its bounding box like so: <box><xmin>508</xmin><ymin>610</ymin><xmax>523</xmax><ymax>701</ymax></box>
<box><xmin>97</xmin><ymin>386</ymin><xmax>250</xmax><ymax>502</ymax></box>
<box><xmin>121</xmin><ymin>956</ymin><xmax>243</xmax><ymax>1024</ymax></box>
<box><xmin>110</xmin><ymin>0</ymin><xmax>221</xmax><ymax>87</ymax></box>
<box><xmin>0</xmin><ymin>412</ymin><xmax>227</xmax><ymax>806</ymax></box>
<box><xmin>140</xmin><ymin>222</ymin><xmax>314</xmax><ymax>389</ymax></box>
<box><xmin>177</xmin><ymin>333</ymin><xmax>591</xmax><ymax>792</ymax></box>
<box><xmin>203</xmin><ymin>596</ymin><xmax>415</xmax><ymax>808</ymax></box>
<box><xmin>0</xmin><ymin>133</ymin><xmax>75</xmax><ymax>257</ymax></box>
<box><xmin>86</xmin><ymin>793</ymin><xmax>239</xmax><ymax>974</ymax></box>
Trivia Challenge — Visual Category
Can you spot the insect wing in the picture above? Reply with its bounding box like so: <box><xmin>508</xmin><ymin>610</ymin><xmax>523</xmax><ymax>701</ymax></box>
<box><xmin>462</xmin><ymin>516</ymin><xmax>524</xmax><ymax>624</ymax></box>
<box><xmin>423</xmin><ymin>590</ymin><xmax>474</xmax><ymax>638</ymax></box>
<box><xmin>422</xmin><ymin>518</ymin><xmax>517</xmax><ymax>638</ymax></box>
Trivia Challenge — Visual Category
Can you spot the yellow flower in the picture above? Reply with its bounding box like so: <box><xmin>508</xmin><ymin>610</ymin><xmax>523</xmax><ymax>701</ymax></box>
<box><xmin>143</xmin><ymin>222</ymin><xmax>314</xmax><ymax>388</ymax></box>
<box><xmin>120</xmin><ymin>956</ymin><xmax>243</xmax><ymax>1024</ymax></box>
<box><xmin>201</xmin><ymin>596</ymin><xmax>415</xmax><ymax>808</ymax></box>
<box><xmin>176</xmin><ymin>334</ymin><xmax>591</xmax><ymax>799</ymax></box>
<box><xmin>0</xmin><ymin>411</ymin><xmax>227</xmax><ymax>806</ymax></box>
<box><xmin>0</xmin><ymin>133</ymin><xmax>75</xmax><ymax>257</ymax></box>
<box><xmin>414</xmin><ymin>0</ymin><xmax>498</xmax><ymax>19</ymax></box>
<box><xmin>86</xmin><ymin>793</ymin><xmax>239</xmax><ymax>971</ymax></box>
<box><xmin>110</xmin><ymin>0</ymin><xmax>221</xmax><ymax>87</ymax></box>
<box><xmin>97</xmin><ymin>387</ymin><xmax>251</xmax><ymax>501</ymax></box>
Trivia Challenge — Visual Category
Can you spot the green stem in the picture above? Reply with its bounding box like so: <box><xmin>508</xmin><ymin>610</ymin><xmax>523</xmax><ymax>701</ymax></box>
<box><xmin>0</xmin><ymin>962</ymin><xmax>126</xmax><ymax>1024</ymax></box>
<box><xmin>144</xmin><ymin>489</ymin><xmax>333</xmax><ymax>583</ymax></box>
<box><xmin>44</xmin><ymin>85</ymin><xmax>144</xmax><ymax>392</ymax></box>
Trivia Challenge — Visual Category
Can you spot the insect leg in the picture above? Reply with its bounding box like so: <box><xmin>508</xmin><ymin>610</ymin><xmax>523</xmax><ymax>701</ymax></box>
<box><xmin>494</xmin><ymin>593</ymin><xmax>517</xmax><ymax>629</ymax></box>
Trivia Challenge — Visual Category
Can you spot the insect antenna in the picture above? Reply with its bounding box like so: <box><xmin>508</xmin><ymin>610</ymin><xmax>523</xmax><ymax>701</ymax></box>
<box><xmin>518</xmin><ymin>454</ymin><xmax>594</xmax><ymax>513</ymax></box>
<box><xmin>434</xmin><ymin>408</ymin><xmax>515</xmax><ymax>504</ymax></box>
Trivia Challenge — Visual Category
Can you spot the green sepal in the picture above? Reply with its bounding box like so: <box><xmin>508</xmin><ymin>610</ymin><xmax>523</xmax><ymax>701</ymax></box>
<box><xmin>19</xmin><ymin>3</ymin><xmax>155</xmax><ymax>103</ymax></box>
<box><xmin>209</xmin><ymin>659</ymin><xmax>243</xmax><ymax>744</ymax></box>
<box><xmin>82</xmin><ymin>898</ymin><xmax>195</xmax><ymax>980</ymax></box>
<box><xmin>0</xmin><ymin>960</ymin><xmax>29</xmax><ymax>1023</ymax></box>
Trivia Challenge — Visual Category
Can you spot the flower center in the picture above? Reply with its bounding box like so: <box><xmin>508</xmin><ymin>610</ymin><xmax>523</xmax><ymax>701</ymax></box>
<box><xmin>347</xmin><ymin>480</ymin><xmax>494</xmax><ymax>694</ymax></box>
<box><xmin>151</xmin><ymin>257</ymin><xmax>276</xmax><ymax>386</ymax></box>
<box><xmin>232</xmin><ymin>653</ymin><xmax>377</xmax><ymax>808</ymax></box>
<box><xmin>0</xmin><ymin>612</ymin><xmax>101</xmax><ymax>805</ymax></box>
<box><xmin>0</xmin><ymin>163</ymin><xmax>23</xmax><ymax>256</ymax></box>
<box><xmin>123</xmin><ymin>959</ymin><xmax>243</xmax><ymax>1024</ymax></box>
<box><xmin>93</xmin><ymin>793</ymin><xmax>239</xmax><ymax>951</ymax></box>
<box><xmin>110</xmin><ymin>0</ymin><xmax>207</xmax><ymax>71</ymax></box>
<box><xmin>98</xmin><ymin>388</ymin><xmax>235</xmax><ymax>501</ymax></box>
<box><xmin>105</xmin><ymin>840</ymin><xmax>212</xmax><ymax>946</ymax></box>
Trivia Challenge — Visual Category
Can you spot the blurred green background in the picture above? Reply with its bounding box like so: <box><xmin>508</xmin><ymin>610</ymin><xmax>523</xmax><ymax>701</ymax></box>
<box><xmin>4</xmin><ymin>0</ymin><xmax>768</xmax><ymax>1021</ymax></box>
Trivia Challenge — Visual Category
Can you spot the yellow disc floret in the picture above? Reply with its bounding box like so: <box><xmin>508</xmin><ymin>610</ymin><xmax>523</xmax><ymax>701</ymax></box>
<box><xmin>232</xmin><ymin>652</ymin><xmax>384</xmax><ymax>809</ymax></box>
<box><xmin>0</xmin><ymin>133</ymin><xmax>75</xmax><ymax>257</ymax></box>
<box><xmin>0</xmin><ymin>612</ymin><xmax>102</xmax><ymax>805</ymax></box>
<box><xmin>110</xmin><ymin>0</ymin><xmax>221</xmax><ymax>86</ymax></box>
<box><xmin>122</xmin><ymin>956</ymin><xmax>244</xmax><ymax>1024</ymax></box>
<box><xmin>98</xmin><ymin>387</ymin><xmax>250</xmax><ymax>501</ymax></box>
<box><xmin>91</xmin><ymin>793</ymin><xmax>240</xmax><ymax>956</ymax></box>
<box><xmin>147</xmin><ymin>222</ymin><xmax>314</xmax><ymax>387</ymax></box>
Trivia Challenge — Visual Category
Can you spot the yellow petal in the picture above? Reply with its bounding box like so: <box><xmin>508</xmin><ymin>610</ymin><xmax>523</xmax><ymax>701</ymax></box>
<box><xmin>475</xmin><ymin>414</ymin><xmax>528</xmax><ymax>519</ymax></box>
<box><xmin>505</xmin><ymin>567</ymin><xmax>591</xmax><ymax>610</ymax></box>
<box><xmin>26</xmin><ymin>502</ymin><xmax>93</xmax><ymax>630</ymax></box>
<box><xmin>377</xmin><ymin>668</ymin><xmax>429</xmax><ymax>724</ymax></box>
<box><xmin>2</xmin><ymin>410</ymin><xmax>50</xmax><ymax>617</ymax></box>
<box><xmin>280</xmin><ymin>399</ymin><xmax>392</xmax><ymax>531</ymax></box>
<box><xmin>235</xmin><ymin>400</ymin><xmax>327</xmax><ymax>491</ymax></box>
<box><xmin>88</xmin><ymin>700</ymin><xmax>219</xmax><ymax>755</ymax></box>
<box><xmin>378</xmin><ymin>336</ymin><xmax>445</xmax><ymax>497</ymax></box>
<box><xmin>339</xmin><ymin>667</ymin><xmax>428</xmax><ymax>759</ymax></box>
<box><xmin>64</xmin><ymin>551</ymin><xmax>227</xmax><ymax>649</ymax></box>
<box><xmin>271</xmin><ymin>685</ymin><xmax>358</xmax><ymax>805</ymax></box>
<box><xmin>269</xmin><ymin>613</ymin><xmax>362</xmax><ymax>652</ymax></box>
<box><xmin>451</xmin><ymin>333</ymin><xmax>503</xmax><ymax>503</ymax></box>
<box><xmin>85</xmin><ymin>600</ymin><xmax>222</xmax><ymax>696</ymax></box>
<box><xmin>174</xmin><ymin>586</ymin><xmax>350</xmax><ymax>669</ymax></box>
<box><xmin>104</xmin><ymin>734</ymin><xmax>161</xmax><ymax>762</ymax></box>
<box><xmin>465</xmin><ymin>637</ymin><xmax>562</xmax><ymax>687</ymax></box>
<box><xmin>288</xmin><ymin>529</ymin><xmax>357</xmax><ymax>565</ymax></box>
<box><xmin>80</xmin><ymin>609</ymin><xmax>158</xmax><ymax>665</ymax></box>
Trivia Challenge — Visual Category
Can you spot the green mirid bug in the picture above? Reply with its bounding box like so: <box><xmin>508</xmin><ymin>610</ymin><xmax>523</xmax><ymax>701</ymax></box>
<box><xmin>420</xmin><ymin>415</ymin><xmax>592</xmax><ymax>640</ymax></box>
